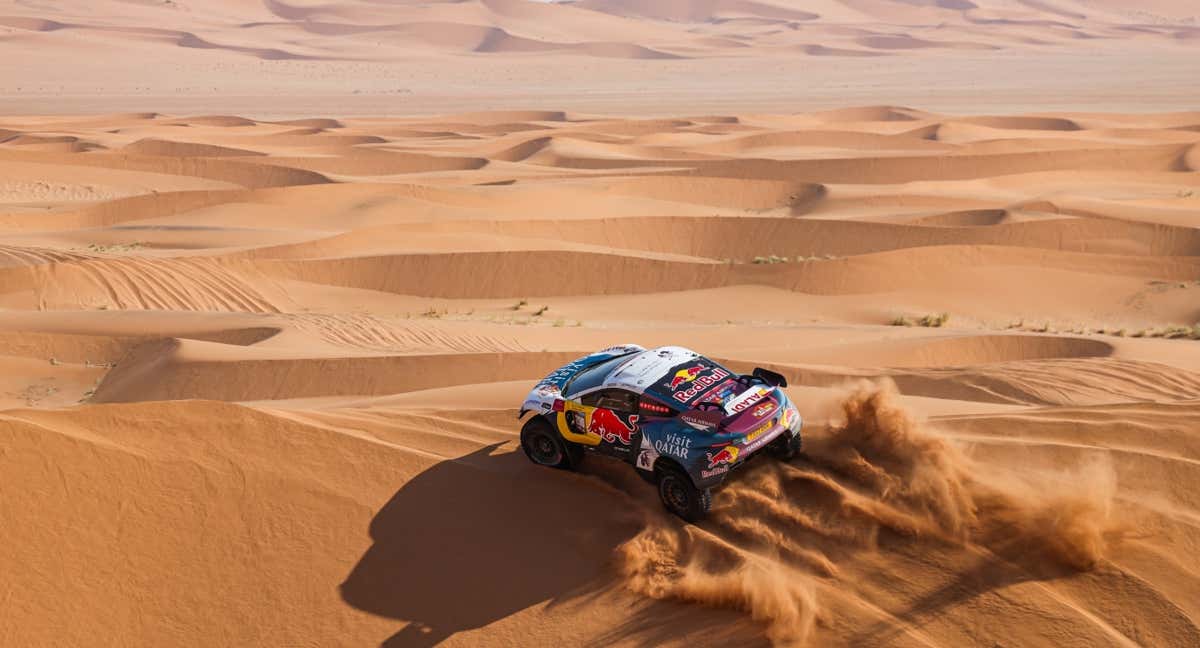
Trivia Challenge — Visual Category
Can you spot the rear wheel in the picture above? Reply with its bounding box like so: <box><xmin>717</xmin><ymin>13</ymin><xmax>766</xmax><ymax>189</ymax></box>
<box><xmin>768</xmin><ymin>433</ymin><xmax>802</xmax><ymax>461</ymax></box>
<box><xmin>521</xmin><ymin>417</ymin><xmax>580</xmax><ymax>470</ymax></box>
<box><xmin>657</xmin><ymin>465</ymin><xmax>712</xmax><ymax>522</ymax></box>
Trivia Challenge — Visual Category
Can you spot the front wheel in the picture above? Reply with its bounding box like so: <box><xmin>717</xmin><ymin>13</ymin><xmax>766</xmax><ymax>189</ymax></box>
<box><xmin>657</xmin><ymin>465</ymin><xmax>712</xmax><ymax>522</ymax></box>
<box><xmin>520</xmin><ymin>417</ymin><xmax>581</xmax><ymax>470</ymax></box>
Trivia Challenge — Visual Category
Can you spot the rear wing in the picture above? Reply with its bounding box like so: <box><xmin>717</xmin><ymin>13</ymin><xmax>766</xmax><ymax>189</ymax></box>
<box><xmin>752</xmin><ymin>367</ymin><xmax>788</xmax><ymax>387</ymax></box>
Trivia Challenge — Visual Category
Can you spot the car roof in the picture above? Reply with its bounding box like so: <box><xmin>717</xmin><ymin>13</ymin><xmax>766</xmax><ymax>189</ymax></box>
<box><xmin>600</xmin><ymin>345</ymin><xmax>704</xmax><ymax>393</ymax></box>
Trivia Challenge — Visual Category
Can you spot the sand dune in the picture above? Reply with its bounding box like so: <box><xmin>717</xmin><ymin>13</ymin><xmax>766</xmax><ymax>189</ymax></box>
<box><xmin>122</xmin><ymin>138</ymin><xmax>265</xmax><ymax>157</ymax></box>
<box><xmin>2</xmin><ymin>108</ymin><xmax>1199</xmax><ymax>646</ymax></box>
<box><xmin>0</xmin><ymin>0</ymin><xmax>1198</xmax><ymax>116</ymax></box>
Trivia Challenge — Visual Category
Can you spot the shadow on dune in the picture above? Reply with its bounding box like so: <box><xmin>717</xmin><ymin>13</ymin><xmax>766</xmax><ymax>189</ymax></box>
<box><xmin>340</xmin><ymin>442</ymin><xmax>637</xmax><ymax>647</ymax></box>
<box><xmin>340</xmin><ymin>442</ymin><xmax>769</xmax><ymax>647</ymax></box>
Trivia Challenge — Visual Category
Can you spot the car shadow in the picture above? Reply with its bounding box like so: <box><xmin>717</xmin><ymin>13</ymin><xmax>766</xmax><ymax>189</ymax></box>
<box><xmin>340</xmin><ymin>442</ymin><xmax>645</xmax><ymax>647</ymax></box>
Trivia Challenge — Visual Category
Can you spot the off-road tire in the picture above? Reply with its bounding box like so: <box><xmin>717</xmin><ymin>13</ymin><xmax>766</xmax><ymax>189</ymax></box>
<box><xmin>520</xmin><ymin>417</ymin><xmax>581</xmax><ymax>470</ymax></box>
<box><xmin>656</xmin><ymin>465</ymin><xmax>712</xmax><ymax>522</ymax></box>
<box><xmin>768</xmin><ymin>433</ymin><xmax>802</xmax><ymax>461</ymax></box>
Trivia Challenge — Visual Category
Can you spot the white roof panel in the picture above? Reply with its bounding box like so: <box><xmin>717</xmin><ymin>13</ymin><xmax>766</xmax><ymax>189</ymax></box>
<box><xmin>602</xmin><ymin>345</ymin><xmax>701</xmax><ymax>393</ymax></box>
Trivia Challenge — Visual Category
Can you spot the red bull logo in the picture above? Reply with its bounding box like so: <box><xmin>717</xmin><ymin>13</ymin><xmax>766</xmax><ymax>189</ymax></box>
<box><xmin>706</xmin><ymin>445</ymin><xmax>740</xmax><ymax>468</ymax></box>
<box><xmin>671</xmin><ymin>367</ymin><xmax>730</xmax><ymax>404</ymax></box>
<box><xmin>781</xmin><ymin>407</ymin><xmax>798</xmax><ymax>429</ymax></box>
<box><xmin>669</xmin><ymin>365</ymin><xmax>704</xmax><ymax>390</ymax></box>
<box><xmin>588</xmin><ymin>408</ymin><xmax>638</xmax><ymax>445</ymax></box>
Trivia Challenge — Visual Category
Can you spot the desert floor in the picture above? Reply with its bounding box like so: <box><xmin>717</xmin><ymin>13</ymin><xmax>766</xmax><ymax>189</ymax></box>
<box><xmin>1</xmin><ymin>108</ymin><xmax>1199</xmax><ymax>646</ymax></box>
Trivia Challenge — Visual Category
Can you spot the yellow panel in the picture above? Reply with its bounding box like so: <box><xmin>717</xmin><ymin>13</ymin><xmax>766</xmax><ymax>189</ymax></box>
<box><xmin>556</xmin><ymin>401</ymin><xmax>602</xmax><ymax>446</ymax></box>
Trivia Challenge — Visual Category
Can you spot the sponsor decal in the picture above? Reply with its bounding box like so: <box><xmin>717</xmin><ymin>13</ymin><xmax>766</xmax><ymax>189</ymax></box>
<box><xmin>752</xmin><ymin>402</ymin><xmax>777</xmax><ymax>419</ymax></box>
<box><xmin>654</xmin><ymin>432</ymin><xmax>693</xmax><ymax>459</ymax></box>
<box><xmin>701</xmin><ymin>381</ymin><xmax>739</xmax><ymax>408</ymax></box>
<box><xmin>744</xmin><ymin>418</ymin><xmax>774</xmax><ymax>443</ymax></box>
<box><xmin>539</xmin><ymin>347</ymin><xmax>637</xmax><ymax>389</ymax></box>
<box><xmin>679</xmin><ymin>412</ymin><xmax>717</xmax><ymax>431</ymax></box>
<box><xmin>671</xmin><ymin>367</ymin><xmax>731</xmax><ymax>404</ymax></box>
<box><xmin>725</xmin><ymin>387</ymin><xmax>767</xmax><ymax>414</ymax></box>
<box><xmin>781</xmin><ymin>407</ymin><xmax>799</xmax><ymax>430</ymax></box>
<box><xmin>706</xmin><ymin>445</ymin><xmax>740</xmax><ymax>468</ymax></box>
<box><xmin>598</xmin><ymin>344</ymin><xmax>640</xmax><ymax>354</ymax></box>
<box><xmin>636</xmin><ymin>450</ymin><xmax>655</xmax><ymax>470</ymax></box>
<box><xmin>588</xmin><ymin>409</ymin><xmax>639</xmax><ymax>445</ymax></box>
<box><xmin>744</xmin><ymin>424</ymin><xmax>784</xmax><ymax>455</ymax></box>
<box><xmin>669</xmin><ymin>365</ymin><xmax>705</xmax><ymax>390</ymax></box>
<box><xmin>700</xmin><ymin>465</ymin><xmax>730</xmax><ymax>479</ymax></box>
<box><xmin>538</xmin><ymin>359</ymin><xmax>591</xmax><ymax>389</ymax></box>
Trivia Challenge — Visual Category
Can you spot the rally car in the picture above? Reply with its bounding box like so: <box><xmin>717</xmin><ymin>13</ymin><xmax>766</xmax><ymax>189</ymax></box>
<box><xmin>518</xmin><ymin>345</ymin><xmax>802</xmax><ymax>521</ymax></box>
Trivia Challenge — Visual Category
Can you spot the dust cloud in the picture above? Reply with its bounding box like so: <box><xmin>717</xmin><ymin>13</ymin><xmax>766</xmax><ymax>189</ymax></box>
<box><xmin>615</xmin><ymin>380</ymin><xmax>1119</xmax><ymax>644</ymax></box>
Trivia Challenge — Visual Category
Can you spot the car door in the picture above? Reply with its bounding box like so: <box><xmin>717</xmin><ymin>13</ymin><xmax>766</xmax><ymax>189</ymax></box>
<box><xmin>579</xmin><ymin>388</ymin><xmax>642</xmax><ymax>457</ymax></box>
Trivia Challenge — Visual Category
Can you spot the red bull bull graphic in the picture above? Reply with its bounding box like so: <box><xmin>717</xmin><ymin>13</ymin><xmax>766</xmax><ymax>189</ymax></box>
<box><xmin>706</xmin><ymin>444</ymin><xmax>740</xmax><ymax>468</ymax></box>
<box><xmin>781</xmin><ymin>406</ymin><xmax>799</xmax><ymax>430</ymax></box>
<box><xmin>669</xmin><ymin>365</ymin><xmax>704</xmax><ymax>390</ymax></box>
<box><xmin>671</xmin><ymin>367</ymin><xmax>731</xmax><ymax>404</ymax></box>
<box><xmin>588</xmin><ymin>408</ymin><xmax>639</xmax><ymax>445</ymax></box>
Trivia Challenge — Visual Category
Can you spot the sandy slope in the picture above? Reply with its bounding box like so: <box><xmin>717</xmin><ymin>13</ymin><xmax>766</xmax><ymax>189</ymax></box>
<box><xmin>0</xmin><ymin>0</ymin><xmax>1197</xmax><ymax>115</ymax></box>
<box><xmin>1</xmin><ymin>109</ymin><xmax>1199</xmax><ymax>647</ymax></box>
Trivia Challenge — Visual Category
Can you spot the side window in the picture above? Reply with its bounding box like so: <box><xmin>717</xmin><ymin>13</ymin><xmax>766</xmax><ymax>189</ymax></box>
<box><xmin>581</xmin><ymin>389</ymin><xmax>637</xmax><ymax>413</ymax></box>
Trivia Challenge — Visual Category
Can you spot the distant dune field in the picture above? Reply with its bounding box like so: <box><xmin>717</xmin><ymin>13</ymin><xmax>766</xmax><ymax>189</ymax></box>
<box><xmin>0</xmin><ymin>0</ymin><xmax>1197</xmax><ymax>114</ymax></box>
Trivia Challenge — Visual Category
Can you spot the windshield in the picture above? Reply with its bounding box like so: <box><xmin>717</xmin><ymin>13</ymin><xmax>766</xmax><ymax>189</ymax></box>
<box><xmin>563</xmin><ymin>354</ymin><xmax>635</xmax><ymax>397</ymax></box>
